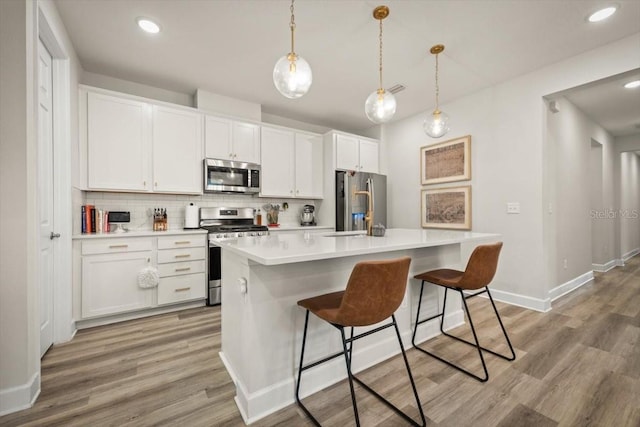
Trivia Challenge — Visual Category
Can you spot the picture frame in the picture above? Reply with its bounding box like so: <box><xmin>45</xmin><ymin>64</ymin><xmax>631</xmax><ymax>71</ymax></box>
<box><xmin>421</xmin><ymin>186</ymin><xmax>472</xmax><ymax>230</ymax></box>
<box><xmin>420</xmin><ymin>135</ymin><xmax>471</xmax><ymax>185</ymax></box>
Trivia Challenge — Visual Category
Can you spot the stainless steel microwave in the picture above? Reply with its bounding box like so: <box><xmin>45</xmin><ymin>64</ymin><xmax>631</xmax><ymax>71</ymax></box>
<box><xmin>203</xmin><ymin>158</ymin><xmax>260</xmax><ymax>194</ymax></box>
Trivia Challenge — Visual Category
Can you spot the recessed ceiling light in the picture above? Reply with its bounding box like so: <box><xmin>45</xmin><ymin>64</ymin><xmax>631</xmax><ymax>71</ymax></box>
<box><xmin>623</xmin><ymin>80</ymin><xmax>640</xmax><ymax>89</ymax></box>
<box><xmin>587</xmin><ymin>6</ymin><xmax>618</xmax><ymax>22</ymax></box>
<box><xmin>136</xmin><ymin>17</ymin><xmax>160</xmax><ymax>34</ymax></box>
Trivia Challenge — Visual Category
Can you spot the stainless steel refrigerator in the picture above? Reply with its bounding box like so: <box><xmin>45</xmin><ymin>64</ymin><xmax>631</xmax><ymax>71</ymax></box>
<box><xmin>336</xmin><ymin>171</ymin><xmax>387</xmax><ymax>231</ymax></box>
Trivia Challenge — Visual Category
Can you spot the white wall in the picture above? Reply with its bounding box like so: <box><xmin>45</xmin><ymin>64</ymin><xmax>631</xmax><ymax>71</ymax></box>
<box><xmin>619</xmin><ymin>151</ymin><xmax>640</xmax><ymax>257</ymax></box>
<box><xmin>0</xmin><ymin>0</ymin><xmax>83</xmax><ymax>415</ymax></box>
<box><xmin>614</xmin><ymin>134</ymin><xmax>640</xmax><ymax>261</ymax></box>
<box><xmin>0</xmin><ymin>0</ymin><xmax>40</xmax><ymax>415</ymax></box>
<box><xmin>546</xmin><ymin>98</ymin><xmax>615</xmax><ymax>285</ymax></box>
<box><xmin>383</xmin><ymin>33</ymin><xmax>640</xmax><ymax>310</ymax></box>
<box><xmin>82</xmin><ymin>71</ymin><xmax>193</xmax><ymax>107</ymax></box>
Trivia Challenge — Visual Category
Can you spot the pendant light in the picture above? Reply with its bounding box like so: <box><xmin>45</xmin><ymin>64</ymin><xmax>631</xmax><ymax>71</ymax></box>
<box><xmin>364</xmin><ymin>5</ymin><xmax>396</xmax><ymax>124</ymax></box>
<box><xmin>273</xmin><ymin>0</ymin><xmax>312</xmax><ymax>99</ymax></box>
<box><xmin>424</xmin><ymin>44</ymin><xmax>450</xmax><ymax>138</ymax></box>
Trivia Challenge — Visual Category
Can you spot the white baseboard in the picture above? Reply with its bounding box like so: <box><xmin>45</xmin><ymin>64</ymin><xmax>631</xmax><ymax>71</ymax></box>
<box><xmin>549</xmin><ymin>271</ymin><xmax>594</xmax><ymax>303</ymax></box>
<box><xmin>592</xmin><ymin>259</ymin><xmax>617</xmax><ymax>273</ymax></box>
<box><xmin>486</xmin><ymin>288</ymin><xmax>551</xmax><ymax>312</ymax></box>
<box><xmin>0</xmin><ymin>371</ymin><xmax>40</xmax><ymax>416</ymax></box>
<box><xmin>623</xmin><ymin>248</ymin><xmax>640</xmax><ymax>261</ymax></box>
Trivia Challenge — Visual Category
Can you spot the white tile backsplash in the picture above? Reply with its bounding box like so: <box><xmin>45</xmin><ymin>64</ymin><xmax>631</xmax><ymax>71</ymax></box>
<box><xmin>79</xmin><ymin>191</ymin><xmax>321</xmax><ymax>232</ymax></box>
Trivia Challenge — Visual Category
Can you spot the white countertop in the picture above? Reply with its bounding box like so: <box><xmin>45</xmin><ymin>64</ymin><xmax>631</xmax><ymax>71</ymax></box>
<box><xmin>218</xmin><ymin>228</ymin><xmax>500</xmax><ymax>265</ymax></box>
<box><xmin>72</xmin><ymin>228</ymin><xmax>208</xmax><ymax>240</ymax></box>
<box><xmin>266</xmin><ymin>225</ymin><xmax>333</xmax><ymax>231</ymax></box>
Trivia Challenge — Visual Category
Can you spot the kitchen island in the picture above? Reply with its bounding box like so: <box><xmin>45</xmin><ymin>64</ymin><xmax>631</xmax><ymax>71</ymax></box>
<box><xmin>218</xmin><ymin>228</ymin><xmax>500</xmax><ymax>424</ymax></box>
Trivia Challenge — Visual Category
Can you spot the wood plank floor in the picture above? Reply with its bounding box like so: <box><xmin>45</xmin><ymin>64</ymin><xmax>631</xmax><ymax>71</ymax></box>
<box><xmin>2</xmin><ymin>256</ymin><xmax>639</xmax><ymax>426</ymax></box>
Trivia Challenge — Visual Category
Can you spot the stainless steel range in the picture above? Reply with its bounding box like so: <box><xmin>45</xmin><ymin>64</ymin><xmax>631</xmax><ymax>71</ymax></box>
<box><xmin>200</xmin><ymin>207</ymin><xmax>269</xmax><ymax>305</ymax></box>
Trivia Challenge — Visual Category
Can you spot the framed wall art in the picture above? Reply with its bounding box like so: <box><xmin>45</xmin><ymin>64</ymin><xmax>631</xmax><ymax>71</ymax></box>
<box><xmin>421</xmin><ymin>186</ymin><xmax>472</xmax><ymax>230</ymax></box>
<box><xmin>420</xmin><ymin>135</ymin><xmax>471</xmax><ymax>185</ymax></box>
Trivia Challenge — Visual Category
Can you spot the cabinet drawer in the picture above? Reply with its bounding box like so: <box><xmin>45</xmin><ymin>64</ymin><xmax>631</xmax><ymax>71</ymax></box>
<box><xmin>157</xmin><ymin>247</ymin><xmax>206</xmax><ymax>263</ymax></box>
<box><xmin>158</xmin><ymin>273</ymin><xmax>206</xmax><ymax>305</ymax></box>
<box><xmin>82</xmin><ymin>238</ymin><xmax>153</xmax><ymax>255</ymax></box>
<box><xmin>158</xmin><ymin>260</ymin><xmax>206</xmax><ymax>277</ymax></box>
<box><xmin>157</xmin><ymin>234</ymin><xmax>206</xmax><ymax>250</ymax></box>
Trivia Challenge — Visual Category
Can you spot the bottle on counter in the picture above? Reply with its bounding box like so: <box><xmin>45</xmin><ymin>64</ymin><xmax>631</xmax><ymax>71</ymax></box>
<box><xmin>256</xmin><ymin>209</ymin><xmax>262</xmax><ymax>226</ymax></box>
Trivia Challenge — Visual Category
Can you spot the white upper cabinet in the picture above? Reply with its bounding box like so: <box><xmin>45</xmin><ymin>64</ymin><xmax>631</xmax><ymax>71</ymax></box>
<box><xmin>84</xmin><ymin>88</ymin><xmax>204</xmax><ymax>194</ymax></box>
<box><xmin>358</xmin><ymin>139</ymin><xmax>379</xmax><ymax>173</ymax></box>
<box><xmin>295</xmin><ymin>132</ymin><xmax>323</xmax><ymax>198</ymax></box>
<box><xmin>335</xmin><ymin>134</ymin><xmax>359</xmax><ymax>172</ymax></box>
<box><xmin>205</xmin><ymin>115</ymin><xmax>260</xmax><ymax>164</ymax></box>
<box><xmin>87</xmin><ymin>92</ymin><xmax>151</xmax><ymax>191</ymax></box>
<box><xmin>260</xmin><ymin>126</ymin><xmax>323</xmax><ymax>199</ymax></box>
<box><xmin>152</xmin><ymin>106</ymin><xmax>202</xmax><ymax>194</ymax></box>
<box><xmin>232</xmin><ymin>122</ymin><xmax>261</xmax><ymax>164</ymax></box>
<box><xmin>204</xmin><ymin>115</ymin><xmax>232</xmax><ymax>160</ymax></box>
<box><xmin>260</xmin><ymin>126</ymin><xmax>295</xmax><ymax>197</ymax></box>
<box><xmin>334</xmin><ymin>133</ymin><xmax>379</xmax><ymax>173</ymax></box>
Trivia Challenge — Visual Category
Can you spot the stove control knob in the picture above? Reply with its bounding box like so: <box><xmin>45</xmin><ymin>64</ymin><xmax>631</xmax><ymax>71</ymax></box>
<box><xmin>237</xmin><ymin>232</ymin><xmax>244</xmax><ymax>237</ymax></box>
<box><xmin>216</xmin><ymin>234</ymin><xmax>223</xmax><ymax>239</ymax></box>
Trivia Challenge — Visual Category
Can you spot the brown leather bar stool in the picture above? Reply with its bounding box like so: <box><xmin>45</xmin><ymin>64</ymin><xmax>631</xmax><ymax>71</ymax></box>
<box><xmin>296</xmin><ymin>257</ymin><xmax>426</xmax><ymax>427</ymax></box>
<box><xmin>411</xmin><ymin>242</ymin><xmax>515</xmax><ymax>382</ymax></box>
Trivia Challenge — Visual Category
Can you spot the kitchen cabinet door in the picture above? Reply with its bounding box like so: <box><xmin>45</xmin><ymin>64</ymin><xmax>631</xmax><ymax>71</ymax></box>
<box><xmin>295</xmin><ymin>133</ymin><xmax>323</xmax><ymax>198</ymax></box>
<box><xmin>87</xmin><ymin>92</ymin><xmax>151</xmax><ymax>191</ymax></box>
<box><xmin>335</xmin><ymin>134</ymin><xmax>360</xmax><ymax>171</ymax></box>
<box><xmin>260</xmin><ymin>126</ymin><xmax>294</xmax><ymax>197</ymax></box>
<box><xmin>81</xmin><ymin>250</ymin><xmax>155</xmax><ymax>318</ymax></box>
<box><xmin>205</xmin><ymin>115</ymin><xmax>232</xmax><ymax>160</ymax></box>
<box><xmin>358</xmin><ymin>139</ymin><xmax>379</xmax><ymax>173</ymax></box>
<box><xmin>152</xmin><ymin>106</ymin><xmax>203</xmax><ymax>194</ymax></box>
<box><xmin>232</xmin><ymin>121</ymin><xmax>261</xmax><ymax>164</ymax></box>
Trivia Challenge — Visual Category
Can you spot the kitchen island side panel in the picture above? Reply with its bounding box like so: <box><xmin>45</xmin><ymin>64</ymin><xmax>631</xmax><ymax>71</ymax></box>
<box><xmin>220</xmin><ymin>243</ymin><xmax>465</xmax><ymax>424</ymax></box>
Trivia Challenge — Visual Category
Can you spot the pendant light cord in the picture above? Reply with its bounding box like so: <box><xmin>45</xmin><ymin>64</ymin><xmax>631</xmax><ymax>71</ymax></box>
<box><xmin>290</xmin><ymin>0</ymin><xmax>296</xmax><ymax>55</ymax></box>
<box><xmin>378</xmin><ymin>18</ymin><xmax>383</xmax><ymax>91</ymax></box>
<box><xmin>434</xmin><ymin>52</ymin><xmax>440</xmax><ymax>111</ymax></box>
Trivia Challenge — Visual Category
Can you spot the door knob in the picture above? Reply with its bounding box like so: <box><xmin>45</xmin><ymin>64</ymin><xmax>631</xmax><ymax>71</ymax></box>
<box><xmin>50</xmin><ymin>232</ymin><xmax>61</xmax><ymax>240</ymax></box>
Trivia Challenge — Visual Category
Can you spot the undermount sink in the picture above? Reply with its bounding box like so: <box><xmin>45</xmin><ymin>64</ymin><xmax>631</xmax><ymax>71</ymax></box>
<box><xmin>322</xmin><ymin>231</ymin><xmax>367</xmax><ymax>237</ymax></box>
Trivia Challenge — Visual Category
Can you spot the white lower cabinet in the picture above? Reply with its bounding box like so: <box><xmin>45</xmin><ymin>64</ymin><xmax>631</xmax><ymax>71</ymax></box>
<box><xmin>81</xmin><ymin>249</ymin><xmax>155</xmax><ymax>318</ymax></box>
<box><xmin>158</xmin><ymin>273</ymin><xmax>206</xmax><ymax>305</ymax></box>
<box><xmin>79</xmin><ymin>233</ymin><xmax>207</xmax><ymax>321</ymax></box>
<box><xmin>157</xmin><ymin>234</ymin><xmax>206</xmax><ymax>305</ymax></box>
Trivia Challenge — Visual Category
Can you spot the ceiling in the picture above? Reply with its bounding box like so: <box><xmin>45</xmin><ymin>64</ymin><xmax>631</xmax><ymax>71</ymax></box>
<box><xmin>54</xmin><ymin>0</ymin><xmax>640</xmax><ymax>134</ymax></box>
<box><xmin>562</xmin><ymin>70</ymin><xmax>640</xmax><ymax>137</ymax></box>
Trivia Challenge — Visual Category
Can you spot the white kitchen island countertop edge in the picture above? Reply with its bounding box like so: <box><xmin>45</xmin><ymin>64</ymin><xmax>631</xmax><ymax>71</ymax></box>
<box><xmin>217</xmin><ymin>228</ymin><xmax>501</xmax><ymax>265</ymax></box>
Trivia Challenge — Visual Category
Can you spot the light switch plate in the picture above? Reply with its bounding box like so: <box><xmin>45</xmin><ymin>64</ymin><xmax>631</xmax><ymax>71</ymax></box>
<box><xmin>507</xmin><ymin>202</ymin><xmax>520</xmax><ymax>214</ymax></box>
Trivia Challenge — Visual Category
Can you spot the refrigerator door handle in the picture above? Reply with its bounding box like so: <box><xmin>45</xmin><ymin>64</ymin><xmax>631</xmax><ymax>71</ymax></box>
<box><xmin>368</xmin><ymin>178</ymin><xmax>375</xmax><ymax>219</ymax></box>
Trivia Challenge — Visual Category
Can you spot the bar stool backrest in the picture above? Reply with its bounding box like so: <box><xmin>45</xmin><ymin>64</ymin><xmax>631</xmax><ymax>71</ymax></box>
<box><xmin>458</xmin><ymin>242</ymin><xmax>503</xmax><ymax>290</ymax></box>
<box><xmin>335</xmin><ymin>257</ymin><xmax>411</xmax><ymax>327</ymax></box>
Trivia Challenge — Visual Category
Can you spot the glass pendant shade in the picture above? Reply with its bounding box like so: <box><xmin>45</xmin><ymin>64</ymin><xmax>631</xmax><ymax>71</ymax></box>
<box><xmin>423</xmin><ymin>110</ymin><xmax>450</xmax><ymax>138</ymax></box>
<box><xmin>273</xmin><ymin>53</ymin><xmax>312</xmax><ymax>99</ymax></box>
<box><xmin>365</xmin><ymin>89</ymin><xmax>396</xmax><ymax>124</ymax></box>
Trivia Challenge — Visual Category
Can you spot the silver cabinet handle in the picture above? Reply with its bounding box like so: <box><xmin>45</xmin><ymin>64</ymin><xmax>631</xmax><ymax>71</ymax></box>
<box><xmin>174</xmin><ymin>241</ymin><xmax>191</xmax><ymax>245</ymax></box>
<box><xmin>175</xmin><ymin>254</ymin><xmax>190</xmax><ymax>259</ymax></box>
<box><xmin>175</xmin><ymin>267</ymin><xmax>191</xmax><ymax>272</ymax></box>
<box><xmin>174</xmin><ymin>287</ymin><xmax>191</xmax><ymax>292</ymax></box>
<box><xmin>109</xmin><ymin>244</ymin><xmax>128</xmax><ymax>249</ymax></box>
<box><xmin>50</xmin><ymin>232</ymin><xmax>61</xmax><ymax>240</ymax></box>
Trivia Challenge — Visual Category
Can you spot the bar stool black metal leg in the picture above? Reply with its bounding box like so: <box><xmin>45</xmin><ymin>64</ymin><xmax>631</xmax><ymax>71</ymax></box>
<box><xmin>486</xmin><ymin>288</ymin><xmax>516</xmax><ymax>361</ymax></box>
<box><xmin>340</xmin><ymin>327</ymin><xmax>361</xmax><ymax>427</ymax></box>
<box><xmin>439</xmin><ymin>287</ymin><xmax>450</xmax><ymax>334</ymax></box>
<box><xmin>295</xmin><ymin>310</ymin><xmax>321</xmax><ymax>426</ymax></box>
<box><xmin>411</xmin><ymin>280</ymin><xmax>427</xmax><ymax>347</ymax></box>
<box><xmin>392</xmin><ymin>315</ymin><xmax>427</xmax><ymax>427</ymax></box>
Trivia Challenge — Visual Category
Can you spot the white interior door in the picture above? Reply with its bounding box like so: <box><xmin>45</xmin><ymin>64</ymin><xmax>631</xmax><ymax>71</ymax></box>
<box><xmin>38</xmin><ymin>39</ymin><xmax>55</xmax><ymax>357</ymax></box>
